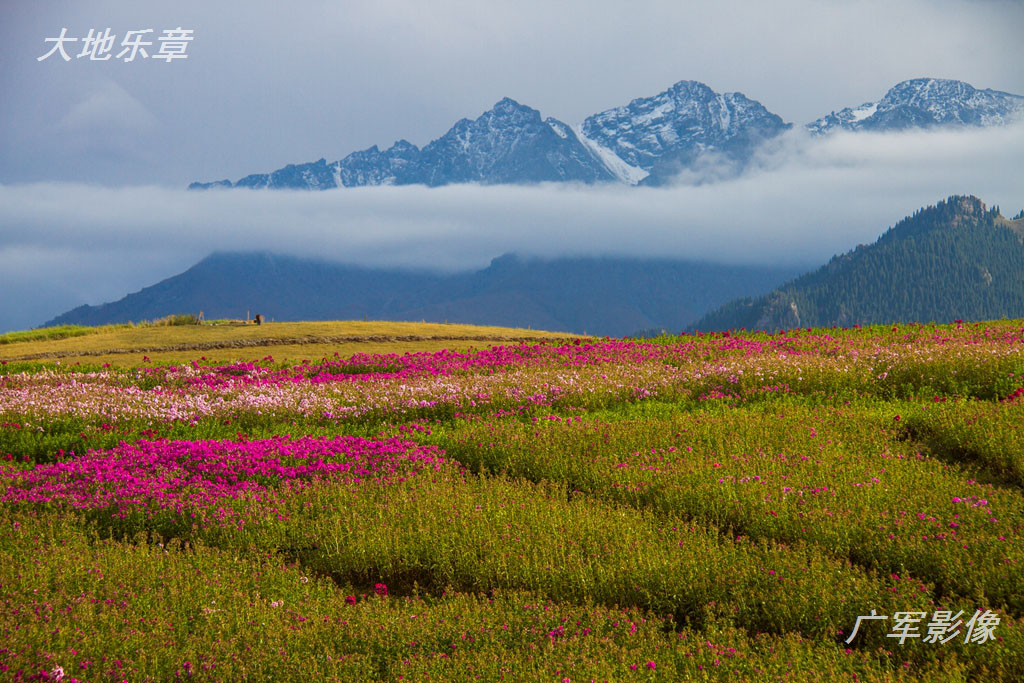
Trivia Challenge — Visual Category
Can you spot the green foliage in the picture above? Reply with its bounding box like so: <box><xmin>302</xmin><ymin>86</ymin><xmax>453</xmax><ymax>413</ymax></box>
<box><xmin>5</xmin><ymin>511</ymin><xmax>967</xmax><ymax>682</ymax></box>
<box><xmin>903</xmin><ymin>399</ymin><xmax>1024</xmax><ymax>486</ymax></box>
<box><xmin>694</xmin><ymin>196</ymin><xmax>1024</xmax><ymax>331</ymax></box>
<box><xmin>435</xmin><ymin>404</ymin><xmax>1024</xmax><ymax>615</ymax></box>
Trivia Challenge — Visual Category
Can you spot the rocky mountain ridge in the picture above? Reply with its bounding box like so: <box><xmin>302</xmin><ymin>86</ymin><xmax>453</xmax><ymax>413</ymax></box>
<box><xmin>190</xmin><ymin>78</ymin><xmax>1024</xmax><ymax>191</ymax></box>
<box><xmin>807</xmin><ymin>78</ymin><xmax>1024</xmax><ymax>135</ymax></box>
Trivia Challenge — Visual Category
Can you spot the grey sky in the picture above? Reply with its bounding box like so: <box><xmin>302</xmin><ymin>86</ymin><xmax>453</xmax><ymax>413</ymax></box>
<box><xmin>2</xmin><ymin>0</ymin><xmax>1022</xmax><ymax>186</ymax></box>
<box><xmin>0</xmin><ymin>1</ymin><xmax>1022</xmax><ymax>333</ymax></box>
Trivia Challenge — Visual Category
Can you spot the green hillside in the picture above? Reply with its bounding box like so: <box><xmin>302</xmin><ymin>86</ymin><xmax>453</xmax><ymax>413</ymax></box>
<box><xmin>693</xmin><ymin>196</ymin><xmax>1024</xmax><ymax>331</ymax></box>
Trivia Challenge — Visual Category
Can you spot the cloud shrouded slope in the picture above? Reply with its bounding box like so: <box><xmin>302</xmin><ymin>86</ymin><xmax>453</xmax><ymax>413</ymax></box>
<box><xmin>0</xmin><ymin>123</ymin><xmax>1022</xmax><ymax>333</ymax></box>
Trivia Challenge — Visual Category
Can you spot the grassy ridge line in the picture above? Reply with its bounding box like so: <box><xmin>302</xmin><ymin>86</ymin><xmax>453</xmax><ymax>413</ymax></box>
<box><xmin>90</xmin><ymin>469</ymin><xmax>933</xmax><ymax>637</ymax></box>
<box><xmin>162</xmin><ymin>471</ymin><xmax>1024</xmax><ymax>676</ymax></box>
<box><xmin>0</xmin><ymin>324</ymin><xmax>134</xmax><ymax>345</ymax></box>
<box><xmin>4</xmin><ymin>511</ymin><xmax>953</xmax><ymax>682</ymax></box>
<box><xmin>0</xmin><ymin>320</ymin><xmax>573</xmax><ymax>364</ymax></box>
<box><xmin>0</xmin><ymin>316</ymin><xmax>216</xmax><ymax>346</ymax></box>
<box><xmin>431</xmin><ymin>404</ymin><xmax>1024</xmax><ymax>614</ymax></box>
<box><xmin>1</xmin><ymin>335</ymin><xmax>571</xmax><ymax>362</ymax></box>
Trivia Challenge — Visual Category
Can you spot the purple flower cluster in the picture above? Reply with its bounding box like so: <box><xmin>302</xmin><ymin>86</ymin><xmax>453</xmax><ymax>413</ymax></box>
<box><xmin>2</xmin><ymin>436</ymin><xmax>448</xmax><ymax>514</ymax></box>
<box><xmin>167</xmin><ymin>341</ymin><xmax>670</xmax><ymax>390</ymax></box>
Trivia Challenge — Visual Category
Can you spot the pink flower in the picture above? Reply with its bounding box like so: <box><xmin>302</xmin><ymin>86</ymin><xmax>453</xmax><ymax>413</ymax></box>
<box><xmin>345</xmin><ymin>596</ymin><xmax>357</xmax><ymax>605</ymax></box>
<box><xmin>374</xmin><ymin>583</ymin><xmax>388</xmax><ymax>596</ymax></box>
<box><xmin>646</xmin><ymin>661</ymin><xmax>656</xmax><ymax>670</ymax></box>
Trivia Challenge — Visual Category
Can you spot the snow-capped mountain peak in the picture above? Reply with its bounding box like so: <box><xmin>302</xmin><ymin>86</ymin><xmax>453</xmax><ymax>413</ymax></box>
<box><xmin>415</xmin><ymin>98</ymin><xmax>615</xmax><ymax>185</ymax></box>
<box><xmin>189</xmin><ymin>77</ymin><xmax>1022</xmax><ymax>191</ymax></box>
<box><xmin>808</xmin><ymin>78</ymin><xmax>1024</xmax><ymax>134</ymax></box>
<box><xmin>578</xmin><ymin>79</ymin><xmax>790</xmax><ymax>185</ymax></box>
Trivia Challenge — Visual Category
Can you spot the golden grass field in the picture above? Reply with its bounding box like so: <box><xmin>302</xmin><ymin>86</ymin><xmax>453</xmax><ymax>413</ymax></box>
<box><xmin>0</xmin><ymin>321</ymin><xmax>573</xmax><ymax>367</ymax></box>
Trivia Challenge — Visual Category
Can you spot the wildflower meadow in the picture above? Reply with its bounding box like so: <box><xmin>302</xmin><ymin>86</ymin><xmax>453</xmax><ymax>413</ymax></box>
<box><xmin>2</xmin><ymin>320</ymin><xmax>1023</xmax><ymax>681</ymax></box>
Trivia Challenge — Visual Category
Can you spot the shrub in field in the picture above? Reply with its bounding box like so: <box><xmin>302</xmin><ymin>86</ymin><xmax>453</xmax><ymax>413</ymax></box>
<box><xmin>150</xmin><ymin>314</ymin><xmax>202</xmax><ymax>326</ymax></box>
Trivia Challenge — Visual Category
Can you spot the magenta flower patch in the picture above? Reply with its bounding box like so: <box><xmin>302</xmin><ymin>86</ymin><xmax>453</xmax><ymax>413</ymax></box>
<box><xmin>2</xmin><ymin>435</ymin><xmax>449</xmax><ymax>515</ymax></box>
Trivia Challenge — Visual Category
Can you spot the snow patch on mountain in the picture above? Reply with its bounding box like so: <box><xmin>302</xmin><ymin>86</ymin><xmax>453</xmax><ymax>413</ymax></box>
<box><xmin>572</xmin><ymin>124</ymin><xmax>649</xmax><ymax>185</ymax></box>
<box><xmin>851</xmin><ymin>102</ymin><xmax>878</xmax><ymax>122</ymax></box>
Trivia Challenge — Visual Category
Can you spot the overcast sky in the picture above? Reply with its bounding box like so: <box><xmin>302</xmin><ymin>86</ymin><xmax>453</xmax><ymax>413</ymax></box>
<box><xmin>3</xmin><ymin>0</ymin><xmax>1022</xmax><ymax>186</ymax></box>
<box><xmin>1</xmin><ymin>0</ymin><xmax>1022</xmax><ymax>332</ymax></box>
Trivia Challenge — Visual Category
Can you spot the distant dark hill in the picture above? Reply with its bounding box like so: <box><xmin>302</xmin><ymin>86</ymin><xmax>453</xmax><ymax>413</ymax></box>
<box><xmin>43</xmin><ymin>253</ymin><xmax>800</xmax><ymax>338</ymax></box>
<box><xmin>691</xmin><ymin>196</ymin><xmax>1024</xmax><ymax>332</ymax></box>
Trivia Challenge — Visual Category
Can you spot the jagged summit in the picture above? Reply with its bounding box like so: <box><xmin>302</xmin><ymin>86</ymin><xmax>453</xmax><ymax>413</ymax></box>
<box><xmin>415</xmin><ymin>98</ymin><xmax>614</xmax><ymax>185</ymax></box>
<box><xmin>578</xmin><ymin>79</ymin><xmax>790</xmax><ymax>185</ymax></box>
<box><xmin>193</xmin><ymin>97</ymin><xmax>614</xmax><ymax>190</ymax></box>
<box><xmin>808</xmin><ymin>78</ymin><xmax>1024</xmax><ymax>134</ymax></box>
<box><xmin>581</xmin><ymin>80</ymin><xmax>780</xmax><ymax>168</ymax></box>
<box><xmin>189</xmin><ymin>79</ymin><xmax>789</xmax><ymax>190</ymax></box>
<box><xmin>490</xmin><ymin>97</ymin><xmax>535</xmax><ymax>113</ymax></box>
<box><xmin>189</xmin><ymin>77</ymin><xmax>1022</xmax><ymax>190</ymax></box>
